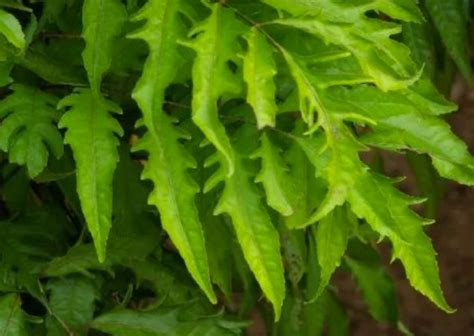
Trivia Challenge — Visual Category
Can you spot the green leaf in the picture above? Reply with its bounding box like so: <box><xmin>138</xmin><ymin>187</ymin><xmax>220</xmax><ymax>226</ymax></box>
<box><xmin>346</xmin><ymin>241</ymin><xmax>399</xmax><ymax>323</ymax></box>
<box><xmin>293</xmin><ymin>93</ymin><xmax>453</xmax><ymax>312</ymax></box>
<box><xmin>0</xmin><ymin>294</ymin><xmax>27</xmax><ymax>336</ymax></box>
<box><xmin>206</xmin><ymin>126</ymin><xmax>285</xmax><ymax>320</ymax></box>
<box><xmin>311</xmin><ymin>206</ymin><xmax>352</xmax><ymax>302</ymax></box>
<box><xmin>129</xmin><ymin>0</ymin><xmax>215</xmax><ymax>303</ymax></box>
<box><xmin>348</xmin><ymin>172</ymin><xmax>454</xmax><ymax>313</ymax></box>
<box><xmin>326</xmin><ymin>84</ymin><xmax>474</xmax><ymax>185</ymax></box>
<box><xmin>243</xmin><ymin>27</ymin><xmax>278</xmax><ymax>129</ymax></box>
<box><xmin>426</xmin><ymin>0</ymin><xmax>472</xmax><ymax>80</ymax></box>
<box><xmin>58</xmin><ymin>88</ymin><xmax>123</xmax><ymax>262</ymax></box>
<box><xmin>0</xmin><ymin>8</ymin><xmax>24</xmax><ymax>49</ymax></box>
<box><xmin>0</xmin><ymin>84</ymin><xmax>63</xmax><ymax>177</ymax></box>
<box><xmin>185</xmin><ymin>3</ymin><xmax>247</xmax><ymax>175</ymax></box>
<box><xmin>251</xmin><ymin>133</ymin><xmax>294</xmax><ymax>216</ymax></box>
<box><xmin>268</xmin><ymin>0</ymin><xmax>421</xmax><ymax>91</ymax></box>
<box><xmin>82</xmin><ymin>0</ymin><xmax>126</xmax><ymax>93</ymax></box>
<box><xmin>402</xmin><ymin>21</ymin><xmax>435</xmax><ymax>79</ymax></box>
<box><xmin>46</xmin><ymin>276</ymin><xmax>99</xmax><ymax>334</ymax></box>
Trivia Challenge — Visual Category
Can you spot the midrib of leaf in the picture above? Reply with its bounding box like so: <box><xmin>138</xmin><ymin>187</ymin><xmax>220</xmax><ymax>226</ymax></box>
<box><xmin>88</xmin><ymin>96</ymin><xmax>100</xmax><ymax>246</ymax></box>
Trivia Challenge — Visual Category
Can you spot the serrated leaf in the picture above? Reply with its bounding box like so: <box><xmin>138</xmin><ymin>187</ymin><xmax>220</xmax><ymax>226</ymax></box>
<box><xmin>268</xmin><ymin>0</ymin><xmax>421</xmax><ymax>91</ymax></box>
<box><xmin>186</xmin><ymin>3</ymin><xmax>247</xmax><ymax>175</ymax></box>
<box><xmin>243</xmin><ymin>27</ymin><xmax>278</xmax><ymax>129</ymax></box>
<box><xmin>206</xmin><ymin>126</ymin><xmax>285</xmax><ymax>319</ymax></box>
<box><xmin>252</xmin><ymin>133</ymin><xmax>293</xmax><ymax>216</ymax></box>
<box><xmin>326</xmin><ymin>84</ymin><xmax>474</xmax><ymax>185</ymax></box>
<box><xmin>58</xmin><ymin>88</ymin><xmax>123</xmax><ymax>262</ymax></box>
<box><xmin>0</xmin><ymin>294</ymin><xmax>27</xmax><ymax>336</ymax></box>
<box><xmin>426</xmin><ymin>0</ymin><xmax>471</xmax><ymax>80</ymax></box>
<box><xmin>129</xmin><ymin>0</ymin><xmax>215</xmax><ymax>303</ymax></box>
<box><xmin>82</xmin><ymin>0</ymin><xmax>126</xmax><ymax>93</ymax></box>
<box><xmin>293</xmin><ymin>99</ymin><xmax>453</xmax><ymax>312</ymax></box>
<box><xmin>0</xmin><ymin>84</ymin><xmax>63</xmax><ymax>177</ymax></box>
<box><xmin>348</xmin><ymin>172</ymin><xmax>453</xmax><ymax>313</ymax></box>
<box><xmin>0</xmin><ymin>9</ymin><xmax>24</xmax><ymax>49</ymax></box>
<box><xmin>46</xmin><ymin>276</ymin><xmax>99</xmax><ymax>334</ymax></box>
<box><xmin>213</xmin><ymin>158</ymin><xmax>285</xmax><ymax>319</ymax></box>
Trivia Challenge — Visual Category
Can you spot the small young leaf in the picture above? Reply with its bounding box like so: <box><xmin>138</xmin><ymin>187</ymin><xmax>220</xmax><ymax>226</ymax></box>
<box><xmin>58</xmin><ymin>88</ymin><xmax>123</xmax><ymax>262</ymax></box>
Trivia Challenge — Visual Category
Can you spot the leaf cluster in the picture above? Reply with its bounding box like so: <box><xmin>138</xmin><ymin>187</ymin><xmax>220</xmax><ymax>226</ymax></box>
<box><xmin>0</xmin><ymin>0</ymin><xmax>472</xmax><ymax>334</ymax></box>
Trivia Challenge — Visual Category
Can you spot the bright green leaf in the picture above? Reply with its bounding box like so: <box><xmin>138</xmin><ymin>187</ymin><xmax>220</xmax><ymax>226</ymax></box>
<box><xmin>58</xmin><ymin>88</ymin><xmax>123</xmax><ymax>262</ymax></box>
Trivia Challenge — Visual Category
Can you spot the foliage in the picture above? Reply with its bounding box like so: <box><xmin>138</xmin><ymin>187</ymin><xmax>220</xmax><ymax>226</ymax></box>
<box><xmin>0</xmin><ymin>0</ymin><xmax>472</xmax><ymax>334</ymax></box>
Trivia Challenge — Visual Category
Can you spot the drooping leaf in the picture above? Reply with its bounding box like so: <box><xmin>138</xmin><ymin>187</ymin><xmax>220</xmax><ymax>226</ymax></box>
<box><xmin>348</xmin><ymin>172</ymin><xmax>453</xmax><ymax>313</ymax></box>
<box><xmin>58</xmin><ymin>88</ymin><xmax>123</xmax><ymax>262</ymax></box>
<box><xmin>129</xmin><ymin>0</ymin><xmax>215</xmax><ymax>303</ymax></box>
<box><xmin>0</xmin><ymin>84</ymin><xmax>63</xmax><ymax>177</ymax></box>
<box><xmin>0</xmin><ymin>294</ymin><xmax>27</xmax><ymax>336</ymax></box>
<box><xmin>243</xmin><ymin>27</ymin><xmax>278</xmax><ymax>129</ymax></box>
<box><xmin>82</xmin><ymin>0</ymin><xmax>126</xmax><ymax>93</ymax></box>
